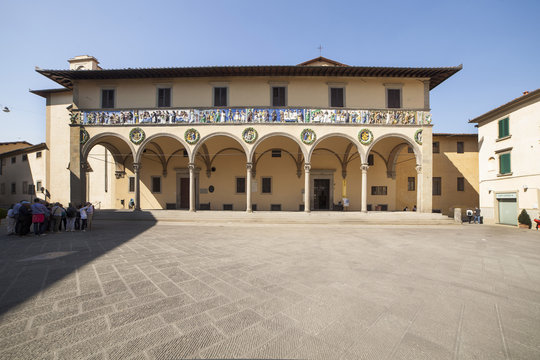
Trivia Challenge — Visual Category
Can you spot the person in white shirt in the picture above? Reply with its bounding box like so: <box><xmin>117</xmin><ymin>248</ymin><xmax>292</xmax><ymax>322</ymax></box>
<box><xmin>80</xmin><ymin>205</ymin><xmax>88</xmax><ymax>232</ymax></box>
<box><xmin>6</xmin><ymin>204</ymin><xmax>16</xmax><ymax>235</ymax></box>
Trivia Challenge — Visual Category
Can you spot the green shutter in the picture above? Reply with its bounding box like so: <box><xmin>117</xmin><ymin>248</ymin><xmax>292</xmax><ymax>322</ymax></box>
<box><xmin>499</xmin><ymin>153</ymin><xmax>511</xmax><ymax>174</ymax></box>
<box><xmin>498</xmin><ymin>118</ymin><xmax>509</xmax><ymax>138</ymax></box>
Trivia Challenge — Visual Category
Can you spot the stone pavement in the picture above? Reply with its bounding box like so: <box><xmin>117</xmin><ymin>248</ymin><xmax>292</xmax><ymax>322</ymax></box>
<box><xmin>0</xmin><ymin>220</ymin><xmax>539</xmax><ymax>359</ymax></box>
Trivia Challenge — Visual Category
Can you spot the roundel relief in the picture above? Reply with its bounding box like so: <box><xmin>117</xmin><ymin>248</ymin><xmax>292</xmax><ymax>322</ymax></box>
<box><xmin>358</xmin><ymin>128</ymin><xmax>374</xmax><ymax>145</ymax></box>
<box><xmin>184</xmin><ymin>128</ymin><xmax>200</xmax><ymax>145</ymax></box>
<box><xmin>300</xmin><ymin>129</ymin><xmax>316</xmax><ymax>145</ymax></box>
<box><xmin>414</xmin><ymin>129</ymin><xmax>423</xmax><ymax>145</ymax></box>
<box><xmin>129</xmin><ymin>128</ymin><xmax>146</xmax><ymax>145</ymax></box>
<box><xmin>80</xmin><ymin>129</ymin><xmax>90</xmax><ymax>145</ymax></box>
<box><xmin>242</xmin><ymin>127</ymin><xmax>258</xmax><ymax>144</ymax></box>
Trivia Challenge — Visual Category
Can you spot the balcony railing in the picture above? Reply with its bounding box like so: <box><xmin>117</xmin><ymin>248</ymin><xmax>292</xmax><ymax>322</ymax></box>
<box><xmin>73</xmin><ymin>108</ymin><xmax>432</xmax><ymax>126</ymax></box>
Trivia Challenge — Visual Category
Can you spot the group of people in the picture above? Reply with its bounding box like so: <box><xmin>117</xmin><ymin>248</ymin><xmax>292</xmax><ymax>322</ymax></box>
<box><xmin>6</xmin><ymin>199</ymin><xmax>94</xmax><ymax>236</ymax></box>
<box><xmin>466</xmin><ymin>207</ymin><xmax>482</xmax><ymax>224</ymax></box>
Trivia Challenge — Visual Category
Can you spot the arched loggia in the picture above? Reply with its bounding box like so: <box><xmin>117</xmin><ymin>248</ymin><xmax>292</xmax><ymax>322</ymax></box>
<box><xmin>249</xmin><ymin>133</ymin><xmax>308</xmax><ymax>211</ymax></box>
<box><xmin>309</xmin><ymin>134</ymin><xmax>363</xmax><ymax>211</ymax></box>
<box><xmin>364</xmin><ymin>133</ymin><xmax>422</xmax><ymax>212</ymax></box>
<box><xmin>193</xmin><ymin>133</ymin><xmax>248</xmax><ymax>211</ymax></box>
<box><xmin>80</xmin><ymin>133</ymin><xmax>135</xmax><ymax>208</ymax></box>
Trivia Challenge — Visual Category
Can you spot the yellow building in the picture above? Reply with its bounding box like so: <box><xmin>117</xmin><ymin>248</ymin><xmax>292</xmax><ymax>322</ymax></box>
<box><xmin>30</xmin><ymin>55</ymin><xmax>471</xmax><ymax>213</ymax></box>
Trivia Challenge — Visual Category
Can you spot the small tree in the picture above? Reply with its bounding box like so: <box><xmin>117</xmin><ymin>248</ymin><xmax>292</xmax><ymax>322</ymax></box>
<box><xmin>518</xmin><ymin>209</ymin><xmax>532</xmax><ymax>229</ymax></box>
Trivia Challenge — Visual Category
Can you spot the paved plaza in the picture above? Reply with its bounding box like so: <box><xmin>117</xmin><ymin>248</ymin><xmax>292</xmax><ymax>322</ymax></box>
<box><xmin>0</xmin><ymin>220</ymin><xmax>539</xmax><ymax>359</ymax></box>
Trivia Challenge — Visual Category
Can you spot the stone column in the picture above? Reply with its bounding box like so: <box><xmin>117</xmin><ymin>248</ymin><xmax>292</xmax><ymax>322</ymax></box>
<box><xmin>416</xmin><ymin>164</ymin><xmax>422</xmax><ymax>212</ymax></box>
<box><xmin>246</xmin><ymin>162</ymin><xmax>253</xmax><ymax>213</ymax></box>
<box><xmin>361</xmin><ymin>164</ymin><xmax>369</xmax><ymax>212</ymax></box>
<box><xmin>80</xmin><ymin>161</ymin><xmax>88</xmax><ymax>205</ymax></box>
<box><xmin>133</xmin><ymin>162</ymin><xmax>141</xmax><ymax>211</ymax></box>
<box><xmin>304</xmin><ymin>163</ymin><xmax>311</xmax><ymax>212</ymax></box>
<box><xmin>189</xmin><ymin>163</ymin><xmax>195</xmax><ymax>212</ymax></box>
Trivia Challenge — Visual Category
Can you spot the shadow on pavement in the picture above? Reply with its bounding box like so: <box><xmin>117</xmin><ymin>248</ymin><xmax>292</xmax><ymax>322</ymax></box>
<box><xmin>0</xmin><ymin>212</ymin><xmax>157</xmax><ymax>316</ymax></box>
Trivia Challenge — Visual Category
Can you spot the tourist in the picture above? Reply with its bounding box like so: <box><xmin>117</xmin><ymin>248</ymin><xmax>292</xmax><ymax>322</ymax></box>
<box><xmin>31</xmin><ymin>198</ymin><xmax>48</xmax><ymax>236</ymax></box>
<box><xmin>19</xmin><ymin>201</ymin><xmax>33</xmax><ymax>236</ymax></box>
<box><xmin>412</xmin><ymin>205</ymin><xmax>417</xmax><ymax>212</ymax></box>
<box><xmin>6</xmin><ymin>204</ymin><xmax>16</xmax><ymax>235</ymax></box>
<box><xmin>466</xmin><ymin>209</ymin><xmax>473</xmax><ymax>223</ymax></box>
<box><xmin>13</xmin><ymin>200</ymin><xmax>23</xmax><ymax>235</ymax></box>
<box><xmin>80</xmin><ymin>204</ymin><xmax>89</xmax><ymax>232</ymax></box>
<box><xmin>86</xmin><ymin>202</ymin><xmax>94</xmax><ymax>231</ymax></box>
<box><xmin>474</xmin><ymin>207</ymin><xmax>481</xmax><ymax>224</ymax></box>
<box><xmin>75</xmin><ymin>205</ymin><xmax>81</xmax><ymax>230</ymax></box>
<box><xmin>51</xmin><ymin>203</ymin><xmax>63</xmax><ymax>233</ymax></box>
<box><xmin>65</xmin><ymin>203</ymin><xmax>77</xmax><ymax>232</ymax></box>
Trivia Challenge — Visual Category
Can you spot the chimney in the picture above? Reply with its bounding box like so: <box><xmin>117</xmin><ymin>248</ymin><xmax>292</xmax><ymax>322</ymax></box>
<box><xmin>68</xmin><ymin>55</ymin><xmax>101</xmax><ymax>70</ymax></box>
<box><xmin>523</xmin><ymin>91</ymin><xmax>529</xmax><ymax>95</ymax></box>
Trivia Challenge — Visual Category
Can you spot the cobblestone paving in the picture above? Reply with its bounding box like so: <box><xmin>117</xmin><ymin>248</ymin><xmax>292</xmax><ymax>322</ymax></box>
<box><xmin>0</xmin><ymin>221</ymin><xmax>539</xmax><ymax>359</ymax></box>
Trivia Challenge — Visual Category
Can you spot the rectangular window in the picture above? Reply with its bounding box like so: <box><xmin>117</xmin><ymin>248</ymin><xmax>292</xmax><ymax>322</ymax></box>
<box><xmin>262</xmin><ymin>177</ymin><xmax>272</xmax><ymax>194</ymax></box>
<box><xmin>11</xmin><ymin>182</ymin><xmax>16</xmax><ymax>194</ymax></box>
<box><xmin>213</xmin><ymin>87</ymin><xmax>228</xmax><ymax>107</ymax></box>
<box><xmin>236</xmin><ymin>177</ymin><xmax>246</xmax><ymax>194</ymax></box>
<box><xmin>128</xmin><ymin>177</ymin><xmax>135</xmax><ymax>192</ymax></box>
<box><xmin>101</xmin><ymin>89</ymin><xmax>115</xmax><ymax>108</ymax></box>
<box><xmin>367</xmin><ymin>154</ymin><xmax>374</xmax><ymax>166</ymax></box>
<box><xmin>498</xmin><ymin>117</ymin><xmax>509</xmax><ymax>138</ymax></box>
<box><xmin>371</xmin><ymin>186</ymin><xmax>387</xmax><ymax>195</ymax></box>
<box><xmin>271</xmin><ymin>149</ymin><xmax>281</xmax><ymax>158</ymax></box>
<box><xmin>22</xmin><ymin>154</ymin><xmax>28</xmax><ymax>162</ymax></box>
<box><xmin>11</xmin><ymin>157</ymin><xmax>16</xmax><ymax>164</ymax></box>
<box><xmin>457</xmin><ymin>177</ymin><xmax>465</xmax><ymax>191</ymax></box>
<box><xmin>151</xmin><ymin>176</ymin><xmax>161</xmax><ymax>193</ymax></box>
<box><xmin>0</xmin><ymin>183</ymin><xmax>4</xmax><ymax>195</ymax></box>
<box><xmin>22</xmin><ymin>181</ymin><xmax>28</xmax><ymax>194</ymax></box>
<box><xmin>433</xmin><ymin>177</ymin><xmax>442</xmax><ymax>196</ymax></box>
<box><xmin>387</xmin><ymin>88</ymin><xmax>401</xmax><ymax>108</ymax></box>
<box><xmin>433</xmin><ymin>142</ymin><xmax>440</xmax><ymax>154</ymax></box>
<box><xmin>272</xmin><ymin>87</ymin><xmax>286</xmax><ymax>107</ymax></box>
<box><xmin>408</xmin><ymin>177</ymin><xmax>415</xmax><ymax>191</ymax></box>
<box><xmin>157</xmin><ymin>88</ymin><xmax>171</xmax><ymax>107</ymax></box>
<box><xmin>330</xmin><ymin>87</ymin><xmax>344</xmax><ymax>107</ymax></box>
<box><xmin>36</xmin><ymin>181</ymin><xmax>42</xmax><ymax>193</ymax></box>
<box><xmin>36</xmin><ymin>151</ymin><xmax>42</xmax><ymax>158</ymax></box>
<box><xmin>499</xmin><ymin>153</ymin><xmax>511</xmax><ymax>174</ymax></box>
<box><xmin>457</xmin><ymin>141</ymin><xmax>464</xmax><ymax>153</ymax></box>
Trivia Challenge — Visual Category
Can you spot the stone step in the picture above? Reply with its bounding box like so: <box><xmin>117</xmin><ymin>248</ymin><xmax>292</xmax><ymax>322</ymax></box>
<box><xmin>94</xmin><ymin>210</ymin><xmax>457</xmax><ymax>226</ymax></box>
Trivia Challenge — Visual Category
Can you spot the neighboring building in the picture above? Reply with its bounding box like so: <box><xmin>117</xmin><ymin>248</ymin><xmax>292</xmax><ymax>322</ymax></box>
<box><xmin>470</xmin><ymin>89</ymin><xmax>540</xmax><ymax>225</ymax></box>
<box><xmin>0</xmin><ymin>141</ymin><xmax>32</xmax><ymax>154</ymax></box>
<box><xmin>395</xmin><ymin>133</ymin><xmax>479</xmax><ymax>216</ymax></box>
<box><xmin>0</xmin><ymin>143</ymin><xmax>48</xmax><ymax>207</ymax></box>
<box><xmin>31</xmin><ymin>55</ymin><xmax>463</xmax><ymax>212</ymax></box>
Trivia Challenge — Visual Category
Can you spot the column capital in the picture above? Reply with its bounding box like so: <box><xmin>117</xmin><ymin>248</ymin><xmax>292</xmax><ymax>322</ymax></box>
<box><xmin>132</xmin><ymin>162</ymin><xmax>141</xmax><ymax>172</ymax></box>
<box><xmin>361</xmin><ymin>163</ymin><xmax>369</xmax><ymax>172</ymax></box>
<box><xmin>415</xmin><ymin>165</ymin><xmax>422</xmax><ymax>174</ymax></box>
<box><xmin>304</xmin><ymin>163</ymin><xmax>311</xmax><ymax>172</ymax></box>
<box><xmin>188</xmin><ymin>163</ymin><xmax>195</xmax><ymax>171</ymax></box>
<box><xmin>246</xmin><ymin>162</ymin><xmax>253</xmax><ymax>171</ymax></box>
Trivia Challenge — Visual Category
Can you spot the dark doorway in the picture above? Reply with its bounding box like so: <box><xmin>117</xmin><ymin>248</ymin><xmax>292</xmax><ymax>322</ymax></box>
<box><xmin>179</xmin><ymin>177</ymin><xmax>189</xmax><ymax>209</ymax></box>
<box><xmin>313</xmin><ymin>179</ymin><xmax>330</xmax><ymax>210</ymax></box>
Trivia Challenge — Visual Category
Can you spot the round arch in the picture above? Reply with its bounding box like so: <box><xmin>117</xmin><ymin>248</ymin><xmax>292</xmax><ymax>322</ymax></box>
<box><xmin>250</xmin><ymin>132</ymin><xmax>307</xmax><ymax>163</ymax></box>
<box><xmin>82</xmin><ymin>132</ymin><xmax>136</xmax><ymax>162</ymax></box>
<box><xmin>135</xmin><ymin>133</ymin><xmax>190</xmax><ymax>163</ymax></box>
<box><xmin>307</xmin><ymin>132</ymin><xmax>365</xmax><ymax>164</ymax></box>
<box><xmin>366</xmin><ymin>133</ymin><xmax>422</xmax><ymax>165</ymax></box>
<box><xmin>191</xmin><ymin>132</ymin><xmax>249</xmax><ymax>163</ymax></box>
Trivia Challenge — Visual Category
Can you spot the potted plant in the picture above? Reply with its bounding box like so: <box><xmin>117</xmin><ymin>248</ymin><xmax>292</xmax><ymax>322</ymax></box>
<box><xmin>518</xmin><ymin>209</ymin><xmax>532</xmax><ymax>229</ymax></box>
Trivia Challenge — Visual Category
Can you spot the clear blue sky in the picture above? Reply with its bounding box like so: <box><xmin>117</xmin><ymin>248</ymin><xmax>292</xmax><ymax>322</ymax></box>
<box><xmin>1</xmin><ymin>0</ymin><xmax>538</xmax><ymax>144</ymax></box>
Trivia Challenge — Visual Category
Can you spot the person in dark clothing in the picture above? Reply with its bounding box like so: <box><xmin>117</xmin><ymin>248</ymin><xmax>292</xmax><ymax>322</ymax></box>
<box><xmin>18</xmin><ymin>202</ymin><xmax>33</xmax><ymax>236</ymax></box>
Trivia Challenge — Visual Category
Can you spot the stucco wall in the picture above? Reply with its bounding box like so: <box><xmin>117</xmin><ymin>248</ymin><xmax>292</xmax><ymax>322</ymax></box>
<box><xmin>74</xmin><ymin>77</ymin><xmax>426</xmax><ymax>110</ymax></box>
<box><xmin>477</xmin><ymin>99</ymin><xmax>540</xmax><ymax>224</ymax></box>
